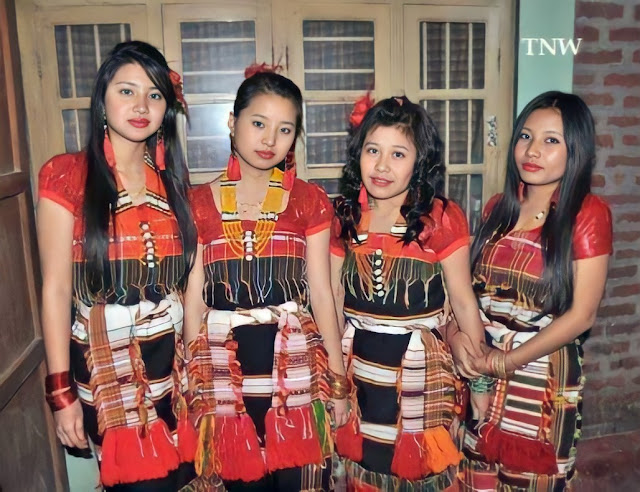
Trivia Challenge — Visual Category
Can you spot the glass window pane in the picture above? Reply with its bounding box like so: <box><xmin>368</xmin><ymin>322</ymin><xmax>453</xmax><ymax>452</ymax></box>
<box><xmin>62</xmin><ymin>109</ymin><xmax>90</xmax><ymax>153</ymax></box>
<box><xmin>309</xmin><ymin>178</ymin><xmax>341</xmax><ymax>196</ymax></box>
<box><xmin>55</xmin><ymin>23</ymin><xmax>131</xmax><ymax>99</ymax></box>
<box><xmin>307</xmin><ymin>136</ymin><xmax>347</xmax><ymax>166</ymax></box>
<box><xmin>449</xmin><ymin>23</ymin><xmax>469</xmax><ymax>89</ymax></box>
<box><xmin>55</xmin><ymin>26</ymin><xmax>72</xmax><ymax>98</ymax></box>
<box><xmin>472</xmin><ymin>23</ymin><xmax>486</xmax><ymax>89</ymax></box>
<box><xmin>423</xmin><ymin>22</ymin><xmax>445</xmax><ymax>90</ymax></box>
<box><xmin>469</xmin><ymin>174</ymin><xmax>483</xmax><ymax>233</ymax></box>
<box><xmin>422</xmin><ymin>100</ymin><xmax>445</xmax><ymax>140</ymax></box>
<box><xmin>449</xmin><ymin>100</ymin><xmax>468</xmax><ymax>164</ymax></box>
<box><xmin>303</xmin><ymin>20</ymin><xmax>375</xmax><ymax>91</ymax></box>
<box><xmin>186</xmin><ymin>103</ymin><xmax>234</xmax><ymax>171</ymax></box>
<box><xmin>180</xmin><ymin>21</ymin><xmax>256</xmax><ymax>95</ymax></box>
<box><xmin>71</xmin><ymin>25</ymin><xmax>98</xmax><ymax>97</ymax></box>
<box><xmin>471</xmin><ymin>99</ymin><xmax>484</xmax><ymax>164</ymax></box>
<box><xmin>448</xmin><ymin>175</ymin><xmax>467</xmax><ymax>213</ymax></box>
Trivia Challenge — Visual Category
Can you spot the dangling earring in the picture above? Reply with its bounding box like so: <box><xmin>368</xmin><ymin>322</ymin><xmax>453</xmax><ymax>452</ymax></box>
<box><xmin>155</xmin><ymin>126</ymin><xmax>166</xmax><ymax>171</ymax></box>
<box><xmin>358</xmin><ymin>183</ymin><xmax>370</xmax><ymax>211</ymax></box>
<box><xmin>102</xmin><ymin>110</ymin><xmax>116</xmax><ymax>169</ymax></box>
<box><xmin>226</xmin><ymin>132</ymin><xmax>241</xmax><ymax>181</ymax></box>
<box><xmin>282</xmin><ymin>142</ymin><xmax>296</xmax><ymax>191</ymax></box>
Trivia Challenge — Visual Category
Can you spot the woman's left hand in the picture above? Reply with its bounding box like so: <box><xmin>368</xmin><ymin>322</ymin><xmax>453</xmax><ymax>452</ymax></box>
<box><xmin>330</xmin><ymin>397</ymin><xmax>350</xmax><ymax>427</ymax></box>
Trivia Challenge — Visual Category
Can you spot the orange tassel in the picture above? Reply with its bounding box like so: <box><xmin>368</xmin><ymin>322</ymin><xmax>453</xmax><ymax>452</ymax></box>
<box><xmin>103</xmin><ymin>129</ymin><xmax>116</xmax><ymax>169</ymax></box>
<box><xmin>335</xmin><ymin>413</ymin><xmax>363</xmax><ymax>462</ymax></box>
<box><xmin>155</xmin><ymin>131</ymin><xmax>166</xmax><ymax>171</ymax></box>
<box><xmin>226</xmin><ymin>154</ymin><xmax>241</xmax><ymax>181</ymax></box>
<box><xmin>215</xmin><ymin>414</ymin><xmax>265</xmax><ymax>481</ymax></box>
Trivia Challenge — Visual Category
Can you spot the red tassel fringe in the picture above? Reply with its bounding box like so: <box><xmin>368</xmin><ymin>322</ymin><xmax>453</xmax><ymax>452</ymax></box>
<box><xmin>264</xmin><ymin>406</ymin><xmax>323</xmax><ymax>472</ymax></box>
<box><xmin>390</xmin><ymin>432</ymin><xmax>424</xmax><ymax>481</ymax></box>
<box><xmin>215</xmin><ymin>414</ymin><xmax>265</xmax><ymax>482</ymax></box>
<box><xmin>100</xmin><ymin>420</ymin><xmax>180</xmax><ymax>487</ymax></box>
<box><xmin>477</xmin><ymin>422</ymin><xmax>558</xmax><ymax>475</ymax></box>
<box><xmin>335</xmin><ymin>415</ymin><xmax>363</xmax><ymax>462</ymax></box>
<box><xmin>177</xmin><ymin>415</ymin><xmax>198</xmax><ymax>463</ymax></box>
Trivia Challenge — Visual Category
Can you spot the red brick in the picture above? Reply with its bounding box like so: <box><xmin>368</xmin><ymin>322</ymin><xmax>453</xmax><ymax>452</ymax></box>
<box><xmin>615</xmin><ymin>230</ymin><xmax>640</xmax><ymax>242</ymax></box>
<box><xmin>623</xmin><ymin>135</ymin><xmax>640</xmax><ymax>145</ymax></box>
<box><xmin>624</xmin><ymin>96</ymin><xmax>640</xmax><ymax>108</ymax></box>
<box><xmin>617</xmin><ymin>213</ymin><xmax>640</xmax><ymax>223</ymax></box>
<box><xmin>609</xmin><ymin>28</ymin><xmax>640</xmax><ymax>42</ymax></box>
<box><xmin>608</xmin><ymin>116</ymin><xmax>640</xmax><ymax>127</ymax></box>
<box><xmin>576</xmin><ymin>50</ymin><xmax>622</xmax><ymax>65</ymax></box>
<box><xmin>607</xmin><ymin>322</ymin><xmax>639</xmax><ymax>336</ymax></box>
<box><xmin>574</xmin><ymin>73</ymin><xmax>595</xmax><ymax>86</ymax></box>
<box><xmin>637</xmin><ymin>176</ymin><xmax>640</xmax><ymax>185</ymax></box>
<box><xmin>636</xmin><ymin>5</ymin><xmax>640</xmax><ymax>21</ymax></box>
<box><xmin>591</xmin><ymin>174</ymin><xmax>606</xmax><ymax>187</ymax></box>
<box><xmin>597</xmin><ymin>303</ymin><xmax>636</xmax><ymax>317</ymax></box>
<box><xmin>576</xmin><ymin>2</ymin><xmax>624</xmax><ymax>19</ymax></box>
<box><xmin>634</xmin><ymin>50</ymin><xmax>640</xmax><ymax>63</ymax></box>
<box><xmin>582</xmin><ymin>361</ymin><xmax>600</xmax><ymax>373</ymax></box>
<box><xmin>596</xmin><ymin>134</ymin><xmax>614</xmax><ymax>147</ymax></box>
<box><xmin>605</xmin><ymin>155</ymin><xmax>640</xmax><ymax>167</ymax></box>
<box><xmin>604</xmin><ymin>194</ymin><xmax>640</xmax><ymax>204</ymax></box>
<box><xmin>604</xmin><ymin>74</ymin><xmax>640</xmax><ymax>87</ymax></box>
<box><xmin>611</xmin><ymin>356</ymin><xmax>640</xmax><ymax>370</ymax></box>
<box><xmin>616</xmin><ymin>249</ymin><xmax>640</xmax><ymax>260</ymax></box>
<box><xmin>590</xmin><ymin>342</ymin><xmax>631</xmax><ymax>357</ymax></box>
<box><xmin>575</xmin><ymin>25</ymin><xmax>600</xmax><ymax>42</ymax></box>
<box><xmin>583</xmin><ymin>93</ymin><xmax>615</xmax><ymax>106</ymax></box>
<box><xmin>608</xmin><ymin>265</ymin><xmax>638</xmax><ymax>278</ymax></box>
<box><xmin>611</xmin><ymin>284</ymin><xmax>640</xmax><ymax>298</ymax></box>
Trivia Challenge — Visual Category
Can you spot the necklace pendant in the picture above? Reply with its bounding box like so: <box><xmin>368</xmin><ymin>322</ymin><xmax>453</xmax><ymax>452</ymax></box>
<box><xmin>242</xmin><ymin>230</ymin><xmax>256</xmax><ymax>261</ymax></box>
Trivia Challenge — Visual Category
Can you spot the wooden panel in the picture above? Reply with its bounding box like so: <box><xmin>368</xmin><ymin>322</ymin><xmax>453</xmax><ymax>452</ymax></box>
<box><xmin>0</xmin><ymin>366</ymin><xmax>58</xmax><ymax>490</ymax></box>
<box><xmin>0</xmin><ymin>195</ymin><xmax>35</xmax><ymax>375</ymax></box>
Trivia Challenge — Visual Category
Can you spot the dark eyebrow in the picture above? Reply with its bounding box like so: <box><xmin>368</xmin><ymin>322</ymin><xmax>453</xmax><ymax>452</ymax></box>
<box><xmin>251</xmin><ymin>113</ymin><xmax>295</xmax><ymax>126</ymax></box>
<box><xmin>521</xmin><ymin>126</ymin><xmax>563</xmax><ymax>137</ymax></box>
<box><xmin>114</xmin><ymin>81</ymin><xmax>159</xmax><ymax>90</ymax></box>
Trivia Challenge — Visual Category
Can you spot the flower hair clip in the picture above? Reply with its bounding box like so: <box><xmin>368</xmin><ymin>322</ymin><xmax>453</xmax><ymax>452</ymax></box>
<box><xmin>244</xmin><ymin>62</ymin><xmax>283</xmax><ymax>79</ymax></box>
<box><xmin>349</xmin><ymin>92</ymin><xmax>375</xmax><ymax>128</ymax></box>
<box><xmin>169</xmin><ymin>69</ymin><xmax>189</xmax><ymax>117</ymax></box>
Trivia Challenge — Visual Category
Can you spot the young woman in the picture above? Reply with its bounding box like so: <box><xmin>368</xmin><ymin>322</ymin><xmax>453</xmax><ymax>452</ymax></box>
<box><xmin>37</xmin><ymin>41</ymin><xmax>199</xmax><ymax>490</ymax></box>
<box><xmin>330</xmin><ymin>96</ymin><xmax>485</xmax><ymax>491</ymax></box>
<box><xmin>460</xmin><ymin>91</ymin><xmax>612</xmax><ymax>491</ymax></box>
<box><xmin>184</xmin><ymin>71</ymin><xmax>347</xmax><ymax>491</ymax></box>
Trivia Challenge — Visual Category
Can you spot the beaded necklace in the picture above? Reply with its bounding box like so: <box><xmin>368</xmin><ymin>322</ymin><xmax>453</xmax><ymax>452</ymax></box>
<box><xmin>220</xmin><ymin>167</ymin><xmax>287</xmax><ymax>261</ymax></box>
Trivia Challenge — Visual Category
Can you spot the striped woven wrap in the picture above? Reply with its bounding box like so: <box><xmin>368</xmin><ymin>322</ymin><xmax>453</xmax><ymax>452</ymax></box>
<box><xmin>336</xmin><ymin>313</ymin><xmax>463</xmax><ymax>483</ymax></box>
<box><xmin>188</xmin><ymin>301</ymin><xmax>331</xmax><ymax>482</ymax></box>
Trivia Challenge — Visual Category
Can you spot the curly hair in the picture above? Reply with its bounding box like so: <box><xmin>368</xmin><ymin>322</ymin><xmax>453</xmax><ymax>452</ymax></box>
<box><xmin>335</xmin><ymin>96</ymin><xmax>444</xmax><ymax>247</ymax></box>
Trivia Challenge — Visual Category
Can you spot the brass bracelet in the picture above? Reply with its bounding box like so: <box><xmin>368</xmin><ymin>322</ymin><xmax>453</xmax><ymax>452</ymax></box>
<box><xmin>327</xmin><ymin>370</ymin><xmax>350</xmax><ymax>399</ymax></box>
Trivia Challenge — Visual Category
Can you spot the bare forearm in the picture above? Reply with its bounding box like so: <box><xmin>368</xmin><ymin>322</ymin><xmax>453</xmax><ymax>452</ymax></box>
<box><xmin>41</xmin><ymin>287</ymin><xmax>72</xmax><ymax>373</ymax></box>
<box><xmin>509</xmin><ymin>311</ymin><xmax>593</xmax><ymax>368</ymax></box>
<box><xmin>311</xmin><ymin>293</ymin><xmax>346</xmax><ymax>376</ymax></box>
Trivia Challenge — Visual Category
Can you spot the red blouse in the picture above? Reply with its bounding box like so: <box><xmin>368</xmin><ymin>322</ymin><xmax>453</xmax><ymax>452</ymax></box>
<box><xmin>38</xmin><ymin>152</ymin><xmax>185</xmax><ymax>304</ymax></box>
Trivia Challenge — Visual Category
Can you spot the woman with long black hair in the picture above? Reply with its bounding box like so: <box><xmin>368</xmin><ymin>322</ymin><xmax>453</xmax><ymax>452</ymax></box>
<box><xmin>461</xmin><ymin>91</ymin><xmax>613</xmax><ymax>491</ymax></box>
<box><xmin>37</xmin><ymin>41</ymin><xmax>199</xmax><ymax>490</ymax></box>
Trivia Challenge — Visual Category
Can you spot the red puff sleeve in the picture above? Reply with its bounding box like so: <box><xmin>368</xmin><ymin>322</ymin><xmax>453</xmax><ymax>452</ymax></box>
<box><xmin>38</xmin><ymin>152</ymin><xmax>87</xmax><ymax>215</ymax></box>
<box><xmin>422</xmin><ymin>198</ymin><xmax>470</xmax><ymax>261</ymax></box>
<box><xmin>299</xmin><ymin>181</ymin><xmax>333</xmax><ymax>236</ymax></box>
<box><xmin>573</xmin><ymin>194</ymin><xmax>613</xmax><ymax>260</ymax></box>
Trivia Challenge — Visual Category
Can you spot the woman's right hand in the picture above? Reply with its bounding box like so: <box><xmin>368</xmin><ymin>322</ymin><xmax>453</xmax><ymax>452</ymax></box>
<box><xmin>54</xmin><ymin>398</ymin><xmax>88</xmax><ymax>449</ymax></box>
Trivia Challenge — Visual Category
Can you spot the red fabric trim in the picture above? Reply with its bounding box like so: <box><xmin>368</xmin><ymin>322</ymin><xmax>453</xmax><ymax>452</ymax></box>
<box><xmin>306</xmin><ymin>220</ymin><xmax>331</xmax><ymax>236</ymax></box>
<box><xmin>335</xmin><ymin>415</ymin><xmax>363</xmax><ymax>462</ymax></box>
<box><xmin>216</xmin><ymin>414</ymin><xmax>265</xmax><ymax>482</ymax></box>
<box><xmin>330</xmin><ymin>243</ymin><xmax>346</xmax><ymax>257</ymax></box>
<box><xmin>436</xmin><ymin>236</ymin><xmax>470</xmax><ymax>261</ymax></box>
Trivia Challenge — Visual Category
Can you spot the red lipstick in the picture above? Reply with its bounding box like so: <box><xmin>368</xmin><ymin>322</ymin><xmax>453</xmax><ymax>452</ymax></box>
<box><xmin>128</xmin><ymin>118</ymin><xmax>150</xmax><ymax>128</ymax></box>
<box><xmin>370</xmin><ymin>176</ymin><xmax>393</xmax><ymax>187</ymax></box>
<box><xmin>522</xmin><ymin>162</ymin><xmax>543</xmax><ymax>172</ymax></box>
<box><xmin>256</xmin><ymin>150</ymin><xmax>275</xmax><ymax>159</ymax></box>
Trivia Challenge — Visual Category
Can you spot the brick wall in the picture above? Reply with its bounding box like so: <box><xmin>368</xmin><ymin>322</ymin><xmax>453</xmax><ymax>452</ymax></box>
<box><xmin>573</xmin><ymin>0</ymin><xmax>640</xmax><ymax>438</ymax></box>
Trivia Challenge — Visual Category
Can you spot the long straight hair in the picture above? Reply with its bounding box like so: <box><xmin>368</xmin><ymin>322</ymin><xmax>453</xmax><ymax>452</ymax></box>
<box><xmin>470</xmin><ymin>91</ymin><xmax>596</xmax><ymax>316</ymax></box>
<box><xmin>335</xmin><ymin>96</ymin><xmax>444</xmax><ymax>246</ymax></box>
<box><xmin>84</xmin><ymin>40</ymin><xmax>196</xmax><ymax>295</ymax></box>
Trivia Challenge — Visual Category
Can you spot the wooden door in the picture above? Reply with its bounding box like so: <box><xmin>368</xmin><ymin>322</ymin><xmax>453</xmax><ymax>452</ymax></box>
<box><xmin>0</xmin><ymin>0</ymin><xmax>68</xmax><ymax>490</ymax></box>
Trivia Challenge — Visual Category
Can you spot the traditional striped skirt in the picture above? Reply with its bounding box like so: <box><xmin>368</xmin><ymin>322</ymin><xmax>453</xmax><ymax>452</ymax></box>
<box><xmin>70</xmin><ymin>292</ymin><xmax>197</xmax><ymax>487</ymax></box>
<box><xmin>335</xmin><ymin>313</ymin><xmax>463</xmax><ymax>491</ymax></box>
<box><xmin>460</xmin><ymin>313</ymin><xmax>584</xmax><ymax>491</ymax></box>
<box><xmin>188</xmin><ymin>301</ymin><xmax>332</xmax><ymax>490</ymax></box>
